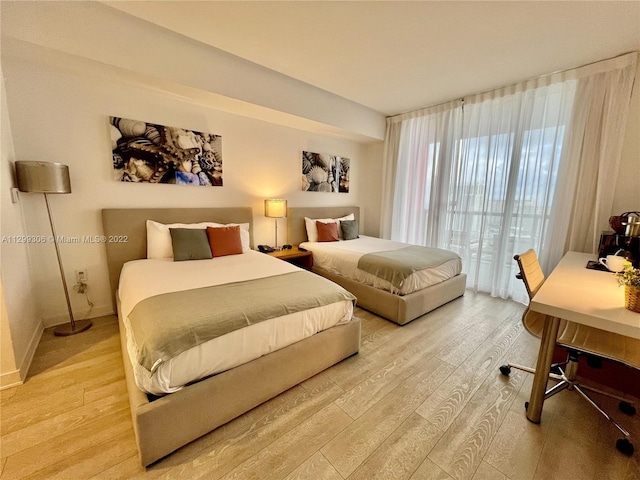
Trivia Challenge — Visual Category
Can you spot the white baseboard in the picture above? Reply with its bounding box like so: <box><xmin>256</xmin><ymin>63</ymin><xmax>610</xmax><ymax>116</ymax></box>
<box><xmin>0</xmin><ymin>369</ymin><xmax>23</xmax><ymax>390</ymax></box>
<box><xmin>42</xmin><ymin>304</ymin><xmax>114</xmax><ymax>328</ymax></box>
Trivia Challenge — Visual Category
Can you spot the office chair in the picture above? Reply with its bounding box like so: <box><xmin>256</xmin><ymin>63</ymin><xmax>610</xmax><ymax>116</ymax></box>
<box><xmin>499</xmin><ymin>249</ymin><xmax>640</xmax><ymax>456</ymax></box>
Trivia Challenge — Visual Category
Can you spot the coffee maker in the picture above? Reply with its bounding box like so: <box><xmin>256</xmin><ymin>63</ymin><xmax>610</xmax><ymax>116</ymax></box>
<box><xmin>599</xmin><ymin>212</ymin><xmax>640</xmax><ymax>267</ymax></box>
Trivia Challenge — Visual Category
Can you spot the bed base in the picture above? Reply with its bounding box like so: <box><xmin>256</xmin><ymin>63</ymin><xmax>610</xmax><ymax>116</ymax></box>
<box><xmin>286</xmin><ymin>205</ymin><xmax>467</xmax><ymax>325</ymax></box>
<box><xmin>312</xmin><ymin>266</ymin><xmax>466</xmax><ymax>325</ymax></box>
<box><xmin>102</xmin><ymin>208</ymin><xmax>361</xmax><ymax>466</ymax></box>
<box><xmin>119</xmin><ymin>295</ymin><xmax>360</xmax><ymax>466</ymax></box>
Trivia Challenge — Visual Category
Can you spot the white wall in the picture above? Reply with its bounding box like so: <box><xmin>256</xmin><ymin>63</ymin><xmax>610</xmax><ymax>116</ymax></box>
<box><xmin>1</xmin><ymin>1</ymin><xmax>384</xmax><ymax>143</ymax></box>
<box><xmin>361</xmin><ymin>142</ymin><xmax>385</xmax><ymax>236</ymax></box>
<box><xmin>0</xmin><ymin>2</ymin><xmax>385</xmax><ymax>381</ymax></box>
<box><xmin>0</xmin><ymin>71</ymin><xmax>43</xmax><ymax>387</ymax></box>
<box><xmin>0</xmin><ymin>282</ymin><xmax>18</xmax><ymax>386</ymax></box>
<box><xmin>1</xmin><ymin>43</ymin><xmax>384</xmax><ymax>328</ymax></box>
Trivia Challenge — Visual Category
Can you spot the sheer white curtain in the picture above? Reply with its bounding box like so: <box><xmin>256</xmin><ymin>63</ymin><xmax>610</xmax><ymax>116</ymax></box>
<box><xmin>381</xmin><ymin>100</ymin><xmax>461</xmax><ymax>244</ymax></box>
<box><xmin>547</xmin><ymin>54</ymin><xmax>638</xmax><ymax>267</ymax></box>
<box><xmin>381</xmin><ymin>100</ymin><xmax>461</xmax><ymax>241</ymax></box>
<box><xmin>382</xmin><ymin>53</ymin><xmax>637</xmax><ymax>303</ymax></box>
<box><xmin>451</xmin><ymin>79</ymin><xmax>577</xmax><ymax>302</ymax></box>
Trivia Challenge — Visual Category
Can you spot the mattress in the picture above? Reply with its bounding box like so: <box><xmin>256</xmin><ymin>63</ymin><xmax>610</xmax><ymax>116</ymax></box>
<box><xmin>300</xmin><ymin>235</ymin><xmax>462</xmax><ymax>295</ymax></box>
<box><xmin>119</xmin><ymin>250</ymin><xmax>354</xmax><ymax>394</ymax></box>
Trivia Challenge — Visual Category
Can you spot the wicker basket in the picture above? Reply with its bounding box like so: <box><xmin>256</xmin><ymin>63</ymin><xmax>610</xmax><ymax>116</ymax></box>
<box><xmin>624</xmin><ymin>286</ymin><xmax>640</xmax><ymax>313</ymax></box>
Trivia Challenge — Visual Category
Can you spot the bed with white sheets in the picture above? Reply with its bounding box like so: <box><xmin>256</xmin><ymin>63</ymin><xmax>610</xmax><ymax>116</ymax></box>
<box><xmin>120</xmin><ymin>252</ymin><xmax>354</xmax><ymax>395</ymax></box>
<box><xmin>102</xmin><ymin>208</ymin><xmax>360</xmax><ymax>466</ymax></box>
<box><xmin>289</xmin><ymin>206</ymin><xmax>467</xmax><ymax>325</ymax></box>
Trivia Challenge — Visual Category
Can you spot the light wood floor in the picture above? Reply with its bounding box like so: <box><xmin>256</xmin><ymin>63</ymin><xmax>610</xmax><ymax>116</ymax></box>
<box><xmin>2</xmin><ymin>293</ymin><xmax>639</xmax><ymax>480</ymax></box>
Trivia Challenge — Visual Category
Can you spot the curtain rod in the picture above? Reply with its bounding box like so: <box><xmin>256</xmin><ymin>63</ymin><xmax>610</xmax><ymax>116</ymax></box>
<box><xmin>387</xmin><ymin>50</ymin><xmax>639</xmax><ymax>120</ymax></box>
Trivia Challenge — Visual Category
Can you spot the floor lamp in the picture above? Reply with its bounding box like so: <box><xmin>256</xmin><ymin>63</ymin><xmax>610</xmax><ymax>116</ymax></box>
<box><xmin>264</xmin><ymin>199</ymin><xmax>287</xmax><ymax>248</ymax></box>
<box><xmin>15</xmin><ymin>161</ymin><xmax>92</xmax><ymax>336</ymax></box>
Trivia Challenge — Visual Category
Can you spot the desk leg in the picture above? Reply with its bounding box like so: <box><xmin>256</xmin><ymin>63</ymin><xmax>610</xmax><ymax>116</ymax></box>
<box><xmin>526</xmin><ymin>315</ymin><xmax>560</xmax><ymax>423</ymax></box>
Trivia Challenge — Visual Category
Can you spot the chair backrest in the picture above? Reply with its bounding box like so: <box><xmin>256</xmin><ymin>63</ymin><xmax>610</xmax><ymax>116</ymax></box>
<box><xmin>514</xmin><ymin>249</ymin><xmax>548</xmax><ymax>339</ymax></box>
<box><xmin>514</xmin><ymin>249</ymin><xmax>545</xmax><ymax>300</ymax></box>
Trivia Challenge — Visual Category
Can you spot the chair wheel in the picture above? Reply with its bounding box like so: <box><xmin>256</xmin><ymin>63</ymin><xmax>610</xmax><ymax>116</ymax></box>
<box><xmin>616</xmin><ymin>438</ymin><xmax>634</xmax><ymax>456</ymax></box>
<box><xmin>619</xmin><ymin>401</ymin><xmax>636</xmax><ymax>416</ymax></box>
<box><xmin>499</xmin><ymin>365</ymin><xmax>511</xmax><ymax>376</ymax></box>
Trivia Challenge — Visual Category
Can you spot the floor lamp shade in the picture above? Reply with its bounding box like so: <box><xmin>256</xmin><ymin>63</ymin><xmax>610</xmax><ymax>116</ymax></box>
<box><xmin>16</xmin><ymin>161</ymin><xmax>71</xmax><ymax>194</ymax></box>
<box><xmin>264</xmin><ymin>199</ymin><xmax>287</xmax><ymax>247</ymax></box>
<box><xmin>14</xmin><ymin>161</ymin><xmax>91</xmax><ymax>336</ymax></box>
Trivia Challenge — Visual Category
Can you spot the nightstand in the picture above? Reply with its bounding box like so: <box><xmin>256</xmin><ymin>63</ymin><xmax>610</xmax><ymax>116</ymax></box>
<box><xmin>265</xmin><ymin>247</ymin><xmax>313</xmax><ymax>270</ymax></box>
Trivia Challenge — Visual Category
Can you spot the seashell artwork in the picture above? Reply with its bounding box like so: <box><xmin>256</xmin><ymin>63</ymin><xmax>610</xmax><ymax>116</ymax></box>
<box><xmin>316</xmin><ymin>154</ymin><xmax>332</xmax><ymax>169</ymax></box>
<box><xmin>317</xmin><ymin>182</ymin><xmax>332</xmax><ymax>192</ymax></box>
<box><xmin>302</xmin><ymin>156</ymin><xmax>312</xmax><ymax>174</ymax></box>
<box><xmin>144</xmin><ymin>126</ymin><xmax>161</xmax><ymax>145</ymax></box>
<box><xmin>309</xmin><ymin>165</ymin><xmax>328</xmax><ymax>184</ymax></box>
<box><xmin>301</xmin><ymin>174</ymin><xmax>310</xmax><ymax>191</ymax></box>
<box><xmin>110</xmin><ymin>116</ymin><xmax>222</xmax><ymax>186</ymax></box>
<box><xmin>301</xmin><ymin>151</ymin><xmax>350</xmax><ymax>193</ymax></box>
<box><xmin>111</xmin><ymin>118</ymin><xmax>146</xmax><ymax>138</ymax></box>
<box><xmin>338</xmin><ymin>157</ymin><xmax>350</xmax><ymax>193</ymax></box>
<box><xmin>110</xmin><ymin>125</ymin><xmax>122</xmax><ymax>150</ymax></box>
<box><xmin>112</xmin><ymin>152</ymin><xmax>124</xmax><ymax>170</ymax></box>
<box><xmin>129</xmin><ymin>158</ymin><xmax>155</xmax><ymax>181</ymax></box>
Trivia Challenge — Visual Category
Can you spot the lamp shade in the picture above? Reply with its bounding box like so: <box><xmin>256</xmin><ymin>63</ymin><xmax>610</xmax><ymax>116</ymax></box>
<box><xmin>15</xmin><ymin>161</ymin><xmax>71</xmax><ymax>194</ymax></box>
<box><xmin>264</xmin><ymin>199</ymin><xmax>287</xmax><ymax>218</ymax></box>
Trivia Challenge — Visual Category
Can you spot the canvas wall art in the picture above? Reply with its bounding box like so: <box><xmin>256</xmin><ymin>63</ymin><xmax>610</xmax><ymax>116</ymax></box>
<box><xmin>301</xmin><ymin>151</ymin><xmax>350</xmax><ymax>193</ymax></box>
<box><xmin>110</xmin><ymin>117</ymin><xmax>223</xmax><ymax>186</ymax></box>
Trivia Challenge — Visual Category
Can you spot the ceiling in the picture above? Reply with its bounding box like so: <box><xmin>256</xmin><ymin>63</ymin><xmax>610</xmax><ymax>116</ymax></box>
<box><xmin>104</xmin><ymin>1</ymin><xmax>639</xmax><ymax>116</ymax></box>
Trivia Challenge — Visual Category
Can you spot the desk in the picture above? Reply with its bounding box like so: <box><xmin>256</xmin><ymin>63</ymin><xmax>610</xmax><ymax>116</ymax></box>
<box><xmin>526</xmin><ymin>251</ymin><xmax>640</xmax><ymax>423</ymax></box>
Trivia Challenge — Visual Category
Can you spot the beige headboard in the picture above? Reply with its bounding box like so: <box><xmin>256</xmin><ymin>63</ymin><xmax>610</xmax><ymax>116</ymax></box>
<box><xmin>101</xmin><ymin>207</ymin><xmax>254</xmax><ymax>309</ymax></box>
<box><xmin>287</xmin><ymin>206</ymin><xmax>360</xmax><ymax>247</ymax></box>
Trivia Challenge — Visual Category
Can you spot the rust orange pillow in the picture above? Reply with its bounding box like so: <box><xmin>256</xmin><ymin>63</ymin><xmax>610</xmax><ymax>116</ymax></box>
<box><xmin>206</xmin><ymin>225</ymin><xmax>243</xmax><ymax>257</ymax></box>
<box><xmin>316</xmin><ymin>221</ymin><xmax>339</xmax><ymax>242</ymax></box>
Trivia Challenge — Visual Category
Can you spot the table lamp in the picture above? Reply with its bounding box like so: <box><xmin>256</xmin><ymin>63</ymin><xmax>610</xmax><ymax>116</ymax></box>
<box><xmin>264</xmin><ymin>199</ymin><xmax>287</xmax><ymax>247</ymax></box>
<box><xmin>15</xmin><ymin>161</ymin><xmax>92</xmax><ymax>336</ymax></box>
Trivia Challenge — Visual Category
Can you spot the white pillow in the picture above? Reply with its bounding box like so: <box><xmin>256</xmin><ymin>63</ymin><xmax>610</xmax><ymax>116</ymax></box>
<box><xmin>146</xmin><ymin>220</ymin><xmax>250</xmax><ymax>259</ymax></box>
<box><xmin>304</xmin><ymin>213</ymin><xmax>354</xmax><ymax>242</ymax></box>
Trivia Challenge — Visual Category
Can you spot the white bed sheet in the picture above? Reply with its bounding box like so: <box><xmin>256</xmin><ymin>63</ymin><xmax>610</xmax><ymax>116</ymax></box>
<box><xmin>119</xmin><ymin>250</ymin><xmax>353</xmax><ymax>394</ymax></box>
<box><xmin>300</xmin><ymin>235</ymin><xmax>462</xmax><ymax>295</ymax></box>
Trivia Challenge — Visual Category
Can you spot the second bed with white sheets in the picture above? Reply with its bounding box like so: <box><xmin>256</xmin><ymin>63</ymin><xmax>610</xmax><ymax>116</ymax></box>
<box><xmin>300</xmin><ymin>235</ymin><xmax>463</xmax><ymax>295</ymax></box>
<box><xmin>289</xmin><ymin>206</ymin><xmax>467</xmax><ymax>325</ymax></box>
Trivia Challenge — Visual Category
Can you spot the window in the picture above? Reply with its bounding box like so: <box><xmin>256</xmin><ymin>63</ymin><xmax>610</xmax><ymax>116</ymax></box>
<box><xmin>391</xmin><ymin>82</ymin><xmax>576</xmax><ymax>302</ymax></box>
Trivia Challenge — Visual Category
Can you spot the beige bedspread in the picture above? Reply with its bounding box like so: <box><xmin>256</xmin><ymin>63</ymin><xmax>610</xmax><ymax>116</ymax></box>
<box><xmin>357</xmin><ymin>246</ymin><xmax>460</xmax><ymax>289</ymax></box>
<box><xmin>129</xmin><ymin>271</ymin><xmax>356</xmax><ymax>373</ymax></box>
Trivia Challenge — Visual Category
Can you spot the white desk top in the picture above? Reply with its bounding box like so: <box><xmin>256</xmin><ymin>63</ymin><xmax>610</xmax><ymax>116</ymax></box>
<box><xmin>530</xmin><ymin>251</ymin><xmax>640</xmax><ymax>340</ymax></box>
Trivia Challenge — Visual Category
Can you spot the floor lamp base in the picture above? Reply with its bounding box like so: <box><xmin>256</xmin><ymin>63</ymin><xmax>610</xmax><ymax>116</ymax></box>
<box><xmin>54</xmin><ymin>319</ymin><xmax>93</xmax><ymax>336</ymax></box>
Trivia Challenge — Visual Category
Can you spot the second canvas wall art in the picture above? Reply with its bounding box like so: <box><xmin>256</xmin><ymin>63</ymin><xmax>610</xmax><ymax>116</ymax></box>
<box><xmin>301</xmin><ymin>151</ymin><xmax>350</xmax><ymax>193</ymax></box>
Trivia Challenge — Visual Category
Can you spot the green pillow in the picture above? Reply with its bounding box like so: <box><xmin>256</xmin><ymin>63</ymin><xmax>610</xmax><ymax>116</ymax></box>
<box><xmin>169</xmin><ymin>228</ymin><xmax>213</xmax><ymax>261</ymax></box>
<box><xmin>340</xmin><ymin>220</ymin><xmax>359</xmax><ymax>240</ymax></box>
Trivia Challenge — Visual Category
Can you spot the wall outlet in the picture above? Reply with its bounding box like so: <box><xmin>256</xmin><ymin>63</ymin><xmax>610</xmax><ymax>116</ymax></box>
<box><xmin>10</xmin><ymin>188</ymin><xmax>19</xmax><ymax>203</ymax></box>
<box><xmin>75</xmin><ymin>269</ymin><xmax>88</xmax><ymax>283</ymax></box>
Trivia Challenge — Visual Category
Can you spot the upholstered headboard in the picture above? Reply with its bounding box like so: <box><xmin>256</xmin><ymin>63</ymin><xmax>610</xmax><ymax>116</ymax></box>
<box><xmin>101</xmin><ymin>207</ymin><xmax>254</xmax><ymax>309</ymax></box>
<box><xmin>287</xmin><ymin>206</ymin><xmax>360</xmax><ymax>247</ymax></box>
